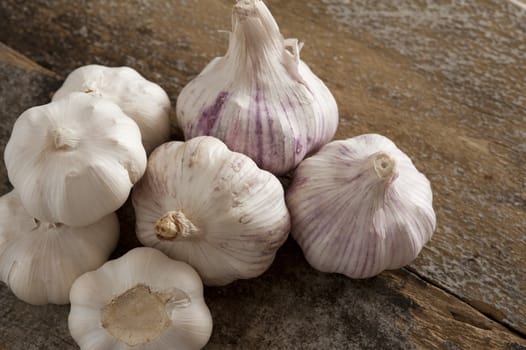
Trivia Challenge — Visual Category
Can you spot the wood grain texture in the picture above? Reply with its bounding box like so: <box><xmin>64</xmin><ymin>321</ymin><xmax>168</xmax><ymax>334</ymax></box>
<box><xmin>0</xmin><ymin>0</ymin><xmax>525</xmax><ymax>348</ymax></box>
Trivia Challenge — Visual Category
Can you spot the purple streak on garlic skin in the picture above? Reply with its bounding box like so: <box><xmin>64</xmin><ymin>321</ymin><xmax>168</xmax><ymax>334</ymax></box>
<box><xmin>196</xmin><ymin>91</ymin><xmax>229</xmax><ymax>135</ymax></box>
<box><xmin>278</xmin><ymin>99</ymin><xmax>295</xmax><ymax>164</ymax></box>
<box><xmin>263</xmin><ymin>94</ymin><xmax>276</xmax><ymax>157</ymax></box>
<box><xmin>255</xmin><ymin>87</ymin><xmax>264</xmax><ymax>166</ymax></box>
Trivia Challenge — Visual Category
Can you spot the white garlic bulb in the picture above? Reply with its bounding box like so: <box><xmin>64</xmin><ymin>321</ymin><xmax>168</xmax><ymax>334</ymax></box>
<box><xmin>176</xmin><ymin>0</ymin><xmax>338</xmax><ymax>175</ymax></box>
<box><xmin>0</xmin><ymin>190</ymin><xmax>119</xmax><ymax>305</ymax></box>
<box><xmin>132</xmin><ymin>136</ymin><xmax>290</xmax><ymax>286</ymax></box>
<box><xmin>53</xmin><ymin>64</ymin><xmax>171</xmax><ymax>154</ymax></box>
<box><xmin>4</xmin><ymin>92</ymin><xmax>147</xmax><ymax>227</ymax></box>
<box><xmin>69</xmin><ymin>247</ymin><xmax>213</xmax><ymax>350</ymax></box>
<box><xmin>286</xmin><ymin>134</ymin><xmax>436</xmax><ymax>279</ymax></box>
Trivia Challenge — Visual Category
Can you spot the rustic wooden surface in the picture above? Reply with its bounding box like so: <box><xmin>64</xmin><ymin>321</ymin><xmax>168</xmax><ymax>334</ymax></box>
<box><xmin>0</xmin><ymin>0</ymin><xmax>525</xmax><ymax>349</ymax></box>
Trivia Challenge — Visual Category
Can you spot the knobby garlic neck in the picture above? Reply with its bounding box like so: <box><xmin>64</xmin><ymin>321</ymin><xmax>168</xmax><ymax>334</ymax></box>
<box><xmin>228</xmin><ymin>19</ymin><xmax>282</xmax><ymax>74</ymax></box>
<box><xmin>232</xmin><ymin>1</ymin><xmax>280</xmax><ymax>49</ymax></box>
<box><xmin>155</xmin><ymin>210</ymin><xmax>199</xmax><ymax>241</ymax></box>
<box><xmin>51</xmin><ymin>127</ymin><xmax>79</xmax><ymax>150</ymax></box>
<box><xmin>227</xmin><ymin>3</ymin><xmax>304</xmax><ymax>87</ymax></box>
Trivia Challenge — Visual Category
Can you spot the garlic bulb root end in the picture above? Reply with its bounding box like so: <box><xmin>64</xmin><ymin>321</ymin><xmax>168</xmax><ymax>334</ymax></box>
<box><xmin>52</xmin><ymin>127</ymin><xmax>79</xmax><ymax>150</ymax></box>
<box><xmin>101</xmin><ymin>284</ymin><xmax>189</xmax><ymax>347</ymax></box>
<box><xmin>155</xmin><ymin>210</ymin><xmax>199</xmax><ymax>241</ymax></box>
<box><xmin>373</xmin><ymin>152</ymin><xmax>397</xmax><ymax>181</ymax></box>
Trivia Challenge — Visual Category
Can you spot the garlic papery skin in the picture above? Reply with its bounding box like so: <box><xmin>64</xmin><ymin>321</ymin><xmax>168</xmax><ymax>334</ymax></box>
<box><xmin>132</xmin><ymin>136</ymin><xmax>290</xmax><ymax>286</ymax></box>
<box><xmin>176</xmin><ymin>0</ymin><xmax>338</xmax><ymax>175</ymax></box>
<box><xmin>286</xmin><ymin>134</ymin><xmax>436</xmax><ymax>279</ymax></box>
<box><xmin>53</xmin><ymin>65</ymin><xmax>171</xmax><ymax>154</ymax></box>
<box><xmin>68</xmin><ymin>247</ymin><xmax>213</xmax><ymax>350</ymax></box>
<box><xmin>0</xmin><ymin>190</ymin><xmax>119</xmax><ymax>305</ymax></box>
<box><xmin>4</xmin><ymin>92</ymin><xmax>147</xmax><ymax>227</ymax></box>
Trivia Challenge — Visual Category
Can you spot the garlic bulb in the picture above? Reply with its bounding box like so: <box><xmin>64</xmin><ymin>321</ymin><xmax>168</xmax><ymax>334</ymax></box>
<box><xmin>69</xmin><ymin>247</ymin><xmax>213</xmax><ymax>350</ymax></box>
<box><xmin>286</xmin><ymin>134</ymin><xmax>436</xmax><ymax>279</ymax></box>
<box><xmin>0</xmin><ymin>190</ymin><xmax>119</xmax><ymax>305</ymax></box>
<box><xmin>176</xmin><ymin>0</ymin><xmax>338</xmax><ymax>175</ymax></box>
<box><xmin>53</xmin><ymin>64</ymin><xmax>171</xmax><ymax>154</ymax></box>
<box><xmin>4</xmin><ymin>92</ymin><xmax>147</xmax><ymax>227</ymax></box>
<box><xmin>132</xmin><ymin>136</ymin><xmax>290</xmax><ymax>286</ymax></box>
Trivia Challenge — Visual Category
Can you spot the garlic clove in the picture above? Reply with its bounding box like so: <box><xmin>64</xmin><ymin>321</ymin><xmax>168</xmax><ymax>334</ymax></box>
<box><xmin>53</xmin><ymin>64</ymin><xmax>172</xmax><ymax>154</ymax></box>
<box><xmin>0</xmin><ymin>190</ymin><xmax>119</xmax><ymax>305</ymax></box>
<box><xmin>68</xmin><ymin>247</ymin><xmax>213</xmax><ymax>350</ymax></box>
<box><xmin>286</xmin><ymin>134</ymin><xmax>436</xmax><ymax>279</ymax></box>
<box><xmin>132</xmin><ymin>136</ymin><xmax>290</xmax><ymax>286</ymax></box>
<box><xmin>4</xmin><ymin>92</ymin><xmax>147</xmax><ymax>227</ymax></box>
<box><xmin>176</xmin><ymin>0</ymin><xmax>338</xmax><ymax>175</ymax></box>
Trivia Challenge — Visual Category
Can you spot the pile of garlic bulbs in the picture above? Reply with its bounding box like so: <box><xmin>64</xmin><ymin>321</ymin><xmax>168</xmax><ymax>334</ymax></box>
<box><xmin>1</xmin><ymin>89</ymin><xmax>149</xmax><ymax>305</ymax></box>
<box><xmin>0</xmin><ymin>0</ymin><xmax>436</xmax><ymax>349</ymax></box>
<box><xmin>0</xmin><ymin>66</ymin><xmax>170</xmax><ymax>303</ymax></box>
<box><xmin>0</xmin><ymin>65</ymin><xmax>215</xmax><ymax>349</ymax></box>
<box><xmin>174</xmin><ymin>0</ymin><xmax>435</xmax><ymax>281</ymax></box>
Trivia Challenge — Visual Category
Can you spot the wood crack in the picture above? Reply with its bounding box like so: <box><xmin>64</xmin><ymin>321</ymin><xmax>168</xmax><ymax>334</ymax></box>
<box><xmin>50</xmin><ymin>333</ymin><xmax>76</xmax><ymax>347</ymax></box>
<box><xmin>0</xmin><ymin>306</ymin><xmax>12</xmax><ymax>319</ymax></box>
<box><xmin>0</xmin><ymin>42</ymin><xmax>58</xmax><ymax>78</ymax></box>
<box><xmin>404</xmin><ymin>266</ymin><xmax>526</xmax><ymax>339</ymax></box>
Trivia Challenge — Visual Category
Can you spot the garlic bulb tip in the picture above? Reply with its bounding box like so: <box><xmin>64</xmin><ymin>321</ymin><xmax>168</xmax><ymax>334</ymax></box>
<box><xmin>155</xmin><ymin>210</ymin><xmax>199</xmax><ymax>241</ymax></box>
<box><xmin>52</xmin><ymin>127</ymin><xmax>79</xmax><ymax>150</ymax></box>
<box><xmin>373</xmin><ymin>152</ymin><xmax>397</xmax><ymax>181</ymax></box>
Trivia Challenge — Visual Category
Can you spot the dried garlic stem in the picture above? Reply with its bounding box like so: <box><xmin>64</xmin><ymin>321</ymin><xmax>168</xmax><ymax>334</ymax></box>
<box><xmin>52</xmin><ymin>127</ymin><xmax>79</xmax><ymax>150</ymax></box>
<box><xmin>82</xmin><ymin>80</ymin><xmax>99</xmax><ymax>94</ymax></box>
<box><xmin>155</xmin><ymin>210</ymin><xmax>199</xmax><ymax>241</ymax></box>
<box><xmin>372</xmin><ymin>152</ymin><xmax>397</xmax><ymax>181</ymax></box>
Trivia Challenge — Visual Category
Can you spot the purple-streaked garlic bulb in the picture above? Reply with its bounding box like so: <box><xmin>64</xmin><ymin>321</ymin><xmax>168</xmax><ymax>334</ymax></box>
<box><xmin>132</xmin><ymin>136</ymin><xmax>290</xmax><ymax>286</ymax></box>
<box><xmin>286</xmin><ymin>134</ymin><xmax>436</xmax><ymax>279</ymax></box>
<box><xmin>176</xmin><ymin>0</ymin><xmax>338</xmax><ymax>175</ymax></box>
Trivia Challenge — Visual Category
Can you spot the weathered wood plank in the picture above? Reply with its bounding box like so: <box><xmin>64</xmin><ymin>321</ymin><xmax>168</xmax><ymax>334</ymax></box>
<box><xmin>205</xmin><ymin>241</ymin><xmax>526</xmax><ymax>350</ymax></box>
<box><xmin>0</xmin><ymin>0</ymin><xmax>525</xmax><ymax>348</ymax></box>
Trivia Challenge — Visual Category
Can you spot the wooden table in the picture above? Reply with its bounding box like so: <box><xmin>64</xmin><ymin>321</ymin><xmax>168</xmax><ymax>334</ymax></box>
<box><xmin>0</xmin><ymin>1</ymin><xmax>525</xmax><ymax>349</ymax></box>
